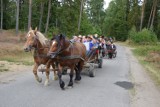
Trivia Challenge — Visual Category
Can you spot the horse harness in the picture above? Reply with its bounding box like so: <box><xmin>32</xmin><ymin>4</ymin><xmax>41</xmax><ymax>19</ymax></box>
<box><xmin>49</xmin><ymin>40</ymin><xmax>85</xmax><ymax>61</ymax></box>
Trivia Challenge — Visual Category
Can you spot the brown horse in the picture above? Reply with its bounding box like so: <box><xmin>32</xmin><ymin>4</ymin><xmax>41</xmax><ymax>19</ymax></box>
<box><xmin>23</xmin><ymin>27</ymin><xmax>58</xmax><ymax>86</ymax></box>
<box><xmin>48</xmin><ymin>34</ymin><xmax>86</xmax><ymax>89</ymax></box>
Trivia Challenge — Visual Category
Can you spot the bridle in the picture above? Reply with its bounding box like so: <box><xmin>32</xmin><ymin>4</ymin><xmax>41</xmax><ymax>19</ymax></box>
<box><xmin>48</xmin><ymin>37</ymin><xmax>72</xmax><ymax>57</ymax></box>
<box><xmin>48</xmin><ymin>38</ymin><xmax>63</xmax><ymax>56</ymax></box>
<box><xmin>27</xmin><ymin>33</ymin><xmax>49</xmax><ymax>51</ymax></box>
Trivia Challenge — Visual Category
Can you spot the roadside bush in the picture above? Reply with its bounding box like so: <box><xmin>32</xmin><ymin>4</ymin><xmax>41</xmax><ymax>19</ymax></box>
<box><xmin>128</xmin><ymin>26</ymin><xmax>137</xmax><ymax>43</ymax></box>
<box><xmin>129</xmin><ymin>28</ymin><xmax>158</xmax><ymax>45</ymax></box>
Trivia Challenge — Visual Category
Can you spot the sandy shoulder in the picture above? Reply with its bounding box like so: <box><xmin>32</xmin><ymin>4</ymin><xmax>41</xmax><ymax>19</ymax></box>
<box><xmin>0</xmin><ymin>61</ymin><xmax>32</xmax><ymax>84</ymax></box>
<box><xmin>125</xmin><ymin>47</ymin><xmax>160</xmax><ymax>107</ymax></box>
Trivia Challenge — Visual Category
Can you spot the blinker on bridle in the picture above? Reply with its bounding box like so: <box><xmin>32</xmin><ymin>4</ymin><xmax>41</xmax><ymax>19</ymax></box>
<box><xmin>48</xmin><ymin>38</ymin><xmax>62</xmax><ymax>56</ymax></box>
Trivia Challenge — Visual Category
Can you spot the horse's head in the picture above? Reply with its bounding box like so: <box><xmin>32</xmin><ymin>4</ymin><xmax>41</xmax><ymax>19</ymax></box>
<box><xmin>23</xmin><ymin>27</ymin><xmax>39</xmax><ymax>52</ymax></box>
<box><xmin>48</xmin><ymin>34</ymin><xmax>65</xmax><ymax>58</ymax></box>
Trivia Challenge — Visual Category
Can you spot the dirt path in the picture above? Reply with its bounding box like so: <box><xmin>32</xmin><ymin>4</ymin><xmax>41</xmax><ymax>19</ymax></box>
<box><xmin>0</xmin><ymin>61</ymin><xmax>32</xmax><ymax>84</ymax></box>
<box><xmin>125</xmin><ymin>47</ymin><xmax>160</xmax><ymax>107</ymax></box>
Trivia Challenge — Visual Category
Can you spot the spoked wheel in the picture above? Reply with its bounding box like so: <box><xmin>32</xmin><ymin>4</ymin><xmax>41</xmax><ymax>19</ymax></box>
<box><xmin>113</xmin><ymin>51</ymin><xmax>117</xmax><ymax>58</ymax></box>
<box><xmin>98</xmin><ymin>58</ymin><xmax>103</xmax><ymax>68</ymax></box>
<box><xmin>89</xmin><ymin>69</ymin><xmax>95</xmax><ymax>77</ymax></box>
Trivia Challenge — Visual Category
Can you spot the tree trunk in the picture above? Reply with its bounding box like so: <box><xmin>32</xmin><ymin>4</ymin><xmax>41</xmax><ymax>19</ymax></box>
<box><xmin>45</xmin><ymin>0</ymin><xmax>51</xmax><ymax>34</ymax></box>
<box><xmin>78</xmin><ymin>0</ymin><xmax>83</xmax><ymax>34</ymax></box>
<box><xmin>150</xmin><ymin>0</ymin><xmax>157</xmax><ymax>30</ymax></box>
<box><xmin>147</xmin><ymin>2</ymin><xmax>154</xmax><ymax>29</ymax></box>
<box><xmin>140</xmin><ymin>0</ymin><xmax>146</xmax><ymax>31</ymax></box>
<box><xmin>28</xmin><ymin>0</ymin><xmax>32</xmax><ymax>31</ymax></box>
<box><xmin>16</xmin><ymin>0</ymin><xmax>20</xmax><ymax>35</ymax></box>
<box><xmin>0</xmin><ymin>0</ymin><xmax>3</xmax><ymax>32</ymax></box>
<box><xmin>125</xmin><ymin>0</ymin><xmax>130</xmax><ymax>21</ymax></box>
<box><xmin>39</xmin><ymin>2</ymin><xmax>44</xmax><ymax>31</ymax></box>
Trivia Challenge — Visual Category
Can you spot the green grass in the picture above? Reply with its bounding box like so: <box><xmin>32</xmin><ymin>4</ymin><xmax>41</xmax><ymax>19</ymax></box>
<box><xmin>133</xmin><ymin>45</ymin><xmax>160</xmax><ymax>56</ymax></box>
<box><xmin>132</xmin><ymin>44</ymin><xmax>160</xmax><ymax>86</ymax></box>
<box><xmin>0</xmin><ymin>51</ymin><xmax>34</xmax><ymax>66</ymax></box>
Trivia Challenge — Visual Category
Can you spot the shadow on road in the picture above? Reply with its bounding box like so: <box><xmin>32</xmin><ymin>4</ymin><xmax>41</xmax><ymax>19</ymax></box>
<box><xmin>115</xmin><ymin>81</ymin><xmax>134</xmax><ymax>90</ymax></box>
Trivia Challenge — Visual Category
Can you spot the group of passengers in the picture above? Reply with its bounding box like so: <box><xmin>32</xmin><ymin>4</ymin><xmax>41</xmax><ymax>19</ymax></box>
<box><xmin>70</xmin><ymin>34</ymin><xmax>116</xmax><ymax>59</ymax></box>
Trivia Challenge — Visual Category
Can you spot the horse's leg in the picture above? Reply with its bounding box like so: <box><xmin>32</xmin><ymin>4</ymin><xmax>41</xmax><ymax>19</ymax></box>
<box><xmin>57</xmin><ymin>65</ymin><xmax>65</xmax><ymax>89</ymax></box>
<box><xmin>68</xmin><ymin>66</ymin><xmax>74</xmax><ymax>87</ymax></box>
<box><xmin>44</xmin><ymin>62</ymin><xmax>50</xmax><ymax>86</ymax></box>
<box><xmin>75</xmin><ymin>62</ymin><xmax>83</xmax><ymax>81</ymax></box>
<box><xmin>52</xmin><ymin>62</ymin><xmax>58</xmax><ymax>80</ymax></box>
<box><xmin>33</xmin><ymin>63</ymin><xmax>42</xmax><ymax>83</ymax></box>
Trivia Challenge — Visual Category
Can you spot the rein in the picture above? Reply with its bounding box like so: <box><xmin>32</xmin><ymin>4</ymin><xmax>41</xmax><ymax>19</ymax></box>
<box><xmin>58</xmin><ymin>55</ymin><xmax>85</xmax><ymax>61</ymax></box>
<box><xmin>49</xmin><ymin>37</ymin><xmax>85</xmax><ymax>61</ymax></box>
<box><xmin>57</xmin><ymin>42</ymin><xmax>85</xmax><ymax>61</ymax></box>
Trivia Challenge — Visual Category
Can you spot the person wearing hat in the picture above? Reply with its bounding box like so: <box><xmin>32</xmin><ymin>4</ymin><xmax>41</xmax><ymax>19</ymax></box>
<box><xmin>106</xmin><ymin>41</ymin><xmax>116</xmax><ymax>59</ymax></box>
<box><xmin>70</xmin><ymin>35</ymin><xmax>78</xmax><ymax>42</ymax></box>
<box><xmin>83</xmin><ymin>35</ymin><xmax>94</xmax><ymax>56</ymax></box>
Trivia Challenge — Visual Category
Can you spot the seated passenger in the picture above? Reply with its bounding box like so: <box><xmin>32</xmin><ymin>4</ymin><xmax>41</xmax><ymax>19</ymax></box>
<box><xmin>111</xmin><ymin>41</ymin><xmax>116</xmax><ymax>52</ymax></box>
<box><xmin>70</xmin><ymin>36</ymin><xmax>79</xmax><ymax>43</ymax></box>
<box><xmin>106</xmin><ymin>41</ymin><xmax>116</xmax><ymax>59</ymax></box>
<box><xmin>83</xmin><ymin>35</ymin><xmax>98</xmax><ymax>57</ymax></box>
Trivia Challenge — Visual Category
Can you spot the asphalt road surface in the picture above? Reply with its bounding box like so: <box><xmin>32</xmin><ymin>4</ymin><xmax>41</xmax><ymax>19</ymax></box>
<box><xmin>0</xmin><ymin>45</ymin><xmax>132</xmax><ymax>107</ymax></box>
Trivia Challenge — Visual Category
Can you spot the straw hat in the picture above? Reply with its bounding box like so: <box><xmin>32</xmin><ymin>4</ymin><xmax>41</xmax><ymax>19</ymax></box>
<box><xmin>78</xmin><ymin>35</ymin><xmax>82</xmax><ymax>38</ymax></box>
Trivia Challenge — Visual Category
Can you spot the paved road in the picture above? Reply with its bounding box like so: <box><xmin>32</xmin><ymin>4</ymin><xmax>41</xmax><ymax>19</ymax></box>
<box><xmin>0</xmin><ymin>45</ymin><xmax>132</xmax><ymax>107</ymax></box>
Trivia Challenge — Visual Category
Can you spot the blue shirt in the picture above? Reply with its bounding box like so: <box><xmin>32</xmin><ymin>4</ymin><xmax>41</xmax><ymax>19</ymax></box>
<box><xmin>83</xmin><ymin>41</ymin><xmax>93</xmax><ymax>51</ymax></box>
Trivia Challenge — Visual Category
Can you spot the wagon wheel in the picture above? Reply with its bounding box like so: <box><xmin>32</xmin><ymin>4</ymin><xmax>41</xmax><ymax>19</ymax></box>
<box><xmin>113</xmin><ymin>51</ymin><xmax>117</xmax><ymax>58</ymax></box>
<box><xmin>98</xmin><ymin>58</ymin><xmax>103</xmax><ymax>68</ymax></box>
<box><xmin>62</xmin><ymin>68</ymin><xmax>67</xmax><ymax>75</ymax></box>
<box><xmin>88</xmin><ymin>63</ymin><xmax>95</xmax><ymax>77</ymax></box>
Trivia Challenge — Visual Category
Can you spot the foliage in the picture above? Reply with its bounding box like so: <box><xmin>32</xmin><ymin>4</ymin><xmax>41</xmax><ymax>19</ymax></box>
<box><xmin>129</xmin><ymin>28</ymin><xmax>158</xmax><ymax>44</ymax></box>
<box><xmin>85</xmin><ymin>0</ymin><xmax>105</xmax><ymax>35</ymax></box>
<box><xmin>102</xmin><ymin>0</ymin><xmax>128</xmax><ymax>41</ymax></box>
<box><xmin>1</xmin><ymin>0</ymin><xmax>160</xmax><ymax>41</ymax></box>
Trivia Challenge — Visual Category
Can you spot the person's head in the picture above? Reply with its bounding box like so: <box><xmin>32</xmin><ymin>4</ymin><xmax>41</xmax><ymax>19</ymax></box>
<box><xmin>87</xmin><ymin>36</ymin><xmax>92</xmax><ymax>41</ymax></box>
<box><xmin>94</xmin><ymin>34</ymin><xmax>98</xmax><ymax>38</ymax></box>
<box><xmin>73</xmin><ymin>36</ymin><xmax>78</xmax><ymax>41</ymax></box>
<box><xmin>99</xmin><ymin>37</ymin><xmax>102</xmax><ymax>41</ymax></box>
<box><xmin>107</xmin><ymin>41</ymin><xmax>111</xmax><ymax>45</ymax></box>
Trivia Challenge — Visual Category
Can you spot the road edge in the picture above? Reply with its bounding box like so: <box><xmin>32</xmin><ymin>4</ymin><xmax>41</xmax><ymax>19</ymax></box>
<box><xmin>125</xmin><ymin>46</ymin><xmax>160</xmax><ymax>107</ymax></box>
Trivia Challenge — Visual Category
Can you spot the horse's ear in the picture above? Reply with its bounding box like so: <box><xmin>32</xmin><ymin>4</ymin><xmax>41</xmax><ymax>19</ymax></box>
<box><xmin>59</xmin><ymin>34</ymin><xmax>65</xmax><ymax>46</ymax></box>
<box><xmin>34</xmin><ymin>27</ymin><xmax>38</xmax><ymax>35</ymax></box>
<box><xmin>59</xmin><ymin>34</ymin><xmax>63</xmax><ymax>39</ymax></box>
<box><xmin>34</xmin><ymin>27</ymin><xmax>37</xmax><ymax>32</ymax></box>
<box><xmin>59</xmin><ymin>34</ymin><xmax>65</xmax><ymax>40</ymax></box>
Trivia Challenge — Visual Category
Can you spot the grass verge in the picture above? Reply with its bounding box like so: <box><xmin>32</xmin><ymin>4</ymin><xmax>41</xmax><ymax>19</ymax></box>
<box><xmin>132</xmin><ymin>45</ymin><xmax>160</xmax><ymax>86</ymax></box>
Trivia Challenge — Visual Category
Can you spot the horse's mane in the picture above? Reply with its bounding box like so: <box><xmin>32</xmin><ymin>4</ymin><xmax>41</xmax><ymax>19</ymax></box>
<box><xmin>35</xmin><ymin>31</ymin><xmax>48</xmax><ymax>46</ymax></box>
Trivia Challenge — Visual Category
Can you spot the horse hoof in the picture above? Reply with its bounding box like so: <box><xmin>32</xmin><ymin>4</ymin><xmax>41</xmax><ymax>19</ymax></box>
<box><xmin>75</xmin><ymin>76</ymin><xmax>81</xmax><ymax>81</ymax></box>
<box><xmin>39</xmin><ymin>78</ymin><xmax>42</xmax><ymax>83</ymax></box>
<box><xmin>67</xmin><ymin>86</ymin><xmax>73</xmax><ymax>89</ymax></box>
<box><xmin>37</xmin><ymin>78</ymin><xmax>42</xmax><ymax>83</ymax></box>
<box><xmin>44</xmin><ymin>80</ymin><xmax>49</xmax><ymax>86</ymax></box>
<box><xmin>68</xmin><ymin>82</ymin><xmax>73</xmax><ymax>87</ymax></box>
<box><xmin>60</xmin><ymin>81</ymin><xmax>65</xmax><ymax>89</ymax></box>
<box><xmin>53</xmin><ymin>76</ymin><xmax>58</xmax><ymax>80</ymax></box>
<box><xmin>74</xmin><ymin>80</ymin><xmax>80</xmax><ymax>83</ymax></box>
